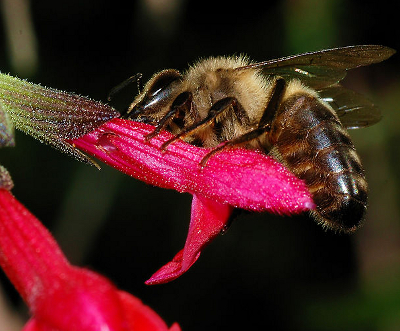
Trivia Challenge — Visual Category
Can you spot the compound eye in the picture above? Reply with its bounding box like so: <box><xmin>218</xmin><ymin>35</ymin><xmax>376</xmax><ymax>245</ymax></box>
<box><xmin>147</xmin><ymin>69</ymin><xmax>182</xmax><ymax>97</ymax></box>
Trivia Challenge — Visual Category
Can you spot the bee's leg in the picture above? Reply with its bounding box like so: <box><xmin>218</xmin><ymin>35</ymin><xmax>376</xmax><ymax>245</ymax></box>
<box><xmin>145</xmin><ymin>91</ymin><xmax>192</xmax><ymax>141</ymax></box>
<box><xmin>160</xmin><ymin>96</ymin><xmax>239</xmax><ymax>151</ymax></box>
<box><xmin>200</xmin><ymin>78</ymin><xmax>286</xmax><ymax>166</ymax></box>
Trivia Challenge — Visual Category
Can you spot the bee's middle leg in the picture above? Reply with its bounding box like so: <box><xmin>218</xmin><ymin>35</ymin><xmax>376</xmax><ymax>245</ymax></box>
<box><xmin>199</xmin><ymin>78</ymin><xmax>287</xmax><ymax>166</ymax></box>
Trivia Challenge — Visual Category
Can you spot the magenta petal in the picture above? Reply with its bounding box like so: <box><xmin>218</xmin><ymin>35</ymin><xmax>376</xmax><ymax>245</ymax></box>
<box><xmin>71</xmin><ymin>119</ymin><xmax>314</xmax><ymax>285</ymax></box>
<box><xmin>71</xmin><ymin>119</ymin><xmax>314</xmax><ymax>214</ymax></box>
<box><xmin>146</xmin><ymin>194</ymin><xmax>233</xmax><ymax>285</ymax></box>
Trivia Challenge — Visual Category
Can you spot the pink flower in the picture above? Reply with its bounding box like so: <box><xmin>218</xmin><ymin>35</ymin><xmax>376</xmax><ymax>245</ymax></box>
<box><xmin>71</xmin><ymin>119</ymin><xmax>315</xmax><ymax>284</ymax></box>
<box><xmin>0</xmin><ymin>187</ymin><xmax>181</xmax><ymax>331</ymax></box>
<box><xmin>0</xmin><ymin>73</ymin><xmax>314</xmax><ymax>285</ymax></box>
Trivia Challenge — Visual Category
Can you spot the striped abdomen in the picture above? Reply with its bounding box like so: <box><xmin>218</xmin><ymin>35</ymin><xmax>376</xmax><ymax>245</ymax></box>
<box><xmin>268</xmin><ymin>94</ymin><xmax>368</xmax><ymax>233</ymax></box>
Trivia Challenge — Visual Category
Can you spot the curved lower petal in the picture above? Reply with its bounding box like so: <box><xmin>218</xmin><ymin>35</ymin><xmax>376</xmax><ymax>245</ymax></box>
<box><xmin>146</xmin><ymin>194</ymin><xmax>233</xmax><ymax>285</ymax></box>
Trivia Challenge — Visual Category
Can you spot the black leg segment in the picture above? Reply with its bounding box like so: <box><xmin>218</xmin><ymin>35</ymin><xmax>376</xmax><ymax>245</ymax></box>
<box><xmin>200</xmin><ymin>78</ymin><xmax>287</xmax><ymax>166</ymax></box>
<box><xmin>145</xmin><ymin>91</ymin><xmax>192</xmax><ymax>141</ymax></box>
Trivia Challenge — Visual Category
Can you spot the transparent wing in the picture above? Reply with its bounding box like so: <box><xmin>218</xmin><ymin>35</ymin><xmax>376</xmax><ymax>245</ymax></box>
<box><xmin>236</xmin><ymin>45</ymin><xmax>396</xmax><ymax>88</ymax></box>
<box><xmin>318</xmin><ymin>85</ymin><xmax>382</xmax><ymax>129</ymax></box>
<box><xmin>235</xmin><ymin>45</ymin><xmax>394</xmax><ymax>128</ymax></box>
<box><xmin>258</xmin><ymin>65</ymin><xmax>347</xmax><ymax>89</ymax></box>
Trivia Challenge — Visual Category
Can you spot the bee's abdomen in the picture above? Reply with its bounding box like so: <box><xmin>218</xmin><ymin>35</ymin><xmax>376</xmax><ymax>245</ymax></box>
<box><xmin>268</xmin><ymin>94</ymin><xmax>368</xmax><ymax>233</ymax></box>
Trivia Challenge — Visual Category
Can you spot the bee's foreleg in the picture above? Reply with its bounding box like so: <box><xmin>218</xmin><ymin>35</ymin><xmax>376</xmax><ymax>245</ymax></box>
<box><xmin>145</xmin><ymin>91</ymin><xmax>192</xmax><ymax>141</ymax></box>
<box><xmin>160</xmin><ymin>96</ymin><xmax>240</xmax><ymax>151</ymax></box>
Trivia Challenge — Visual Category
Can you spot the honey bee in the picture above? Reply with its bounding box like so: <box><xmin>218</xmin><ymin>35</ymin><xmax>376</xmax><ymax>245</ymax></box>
<box><xmin>122</xmin><ymin>45</ymin><xmax>395</xmax><ymax>233</ymax></box>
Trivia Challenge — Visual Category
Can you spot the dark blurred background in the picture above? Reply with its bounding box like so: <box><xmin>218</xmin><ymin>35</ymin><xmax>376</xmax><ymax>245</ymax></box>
<box><xmin>0</xmin><ymin>0</ymin><xmax>399</xmax><ymax>330</ymax></box>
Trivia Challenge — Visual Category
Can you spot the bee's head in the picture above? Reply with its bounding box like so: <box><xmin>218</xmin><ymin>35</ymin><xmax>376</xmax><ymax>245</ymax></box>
<box><xmin>126</xmin><ymin>69</ymin><xmax>183</xmax><ymax>122</ymax></box>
